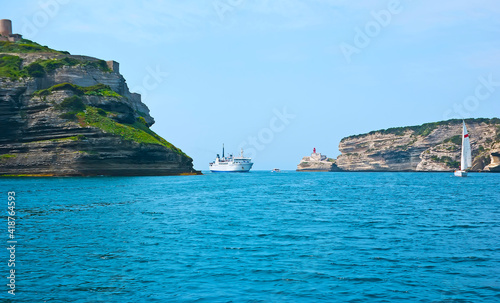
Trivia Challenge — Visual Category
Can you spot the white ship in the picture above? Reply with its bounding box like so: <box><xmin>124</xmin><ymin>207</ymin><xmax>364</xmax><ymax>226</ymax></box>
<box><xmin>209</xmin><ymin>145</ymin><xmax>253</xmax><ymax>172</ymax></box>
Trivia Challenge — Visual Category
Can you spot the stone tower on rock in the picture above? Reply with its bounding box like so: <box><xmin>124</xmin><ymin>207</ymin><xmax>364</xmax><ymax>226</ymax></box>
<box><xmin>0</xmin><ymin>19</ymin><xmax>23</xmax><ymax>42</ymax></box>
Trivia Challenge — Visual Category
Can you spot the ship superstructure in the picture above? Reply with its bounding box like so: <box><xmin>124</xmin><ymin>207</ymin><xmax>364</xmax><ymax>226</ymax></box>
<box><xmin>209</xmin><ymin>145</ymin><xmax>253</xmax><ymax>172</ymax></box>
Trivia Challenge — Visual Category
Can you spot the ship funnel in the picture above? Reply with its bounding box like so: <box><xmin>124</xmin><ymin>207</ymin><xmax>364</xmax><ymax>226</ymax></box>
<box><xmin>222</xmin><ymin>144</ymin><xmax>224</xmax><ymax>158</ymax></box>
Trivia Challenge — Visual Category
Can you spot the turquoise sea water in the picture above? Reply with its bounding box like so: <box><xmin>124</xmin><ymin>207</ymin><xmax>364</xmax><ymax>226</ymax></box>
<box><xmin>1</xmin><ymin>172</ymin><xmax>499</xmax><ymax>302</ymax></box>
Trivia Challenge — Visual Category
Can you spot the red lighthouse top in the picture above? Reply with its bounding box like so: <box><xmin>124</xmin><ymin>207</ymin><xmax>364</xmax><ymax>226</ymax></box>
<box><xmin>313</xmin><ymin>148</ymin><xmax>316</xmax><ymax>154</ymax></box>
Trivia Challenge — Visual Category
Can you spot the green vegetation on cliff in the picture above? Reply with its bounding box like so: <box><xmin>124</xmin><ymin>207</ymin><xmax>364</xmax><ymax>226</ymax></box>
<box><xmin>0</xmin><ymin>39</ymin><xmax>65</xmax><ymax>54</ymax></box>
<box><xmin>34</xmin><ymin>83</ymin><xmax>121</xmax><ymax>98</ymax></box>
<box><xmin>56</xmin><ymin>96</ymin><xmax>86</xmax><ymax>112</ymax></box>
<box><xmin>31</xmin><ymin>57</ymin><xmax>110</xmax><ymax>74</ymax></box>
<box><xmin>0</xmin><ymin>154</ymin><xmax>17</xmax><ymax>160</ymax></box>
<box><xmin>0</xmin><ymin>54</ymin><xmax>111</xmax><ymax>80</ymax></box>
<box><xmin>430</xmin><ymin>155</ymin><xmax>460</xmax><ymax>169</ymax></box>
<box><xmin>24</xmin><ymin>57</ymin><xmax>110</xmax><ymax>77</ymax></box>
<box><xmin>43</xmin><ymin>88</ymin><xmax>184</xmax><ymax>156</ymax></box>
<box><xmin>0</xmin><ymin>55</ymin><xmax>24</xmax><ymax>79</ymax></box>
<box><xmin>56</xmin><ymin>95</ymin><xmax>86</xmax><ymax>120</ymax></box>
<box><xmin>444</xmin><ymin>135</ymin><xmax>462</xmax><ymax>145</ymax></box>
<box><xmin>71</xmin><ymin>107</ymin><xmax>188</xmax><ymax>158</ymax></box>
<box><xmin>344</xmin><ymin>118</ymin><xmax>500</xmax><ymax>141</ymax></box>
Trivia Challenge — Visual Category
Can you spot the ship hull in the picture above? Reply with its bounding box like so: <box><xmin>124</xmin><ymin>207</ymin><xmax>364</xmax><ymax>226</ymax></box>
<box><xmin>209</xmin><ymin>163</ymin><xmax>253</xmax><ymax>172</ymax></box>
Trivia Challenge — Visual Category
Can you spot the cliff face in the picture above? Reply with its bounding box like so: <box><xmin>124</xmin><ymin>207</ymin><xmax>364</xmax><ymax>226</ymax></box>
<box><xmin>0</xmin><ymin>40</ymin><xmax>198</xmax><ymax>176</ymax></box>
<box><xmin>336</xmin><ymin>119</ymin><xmax>500</xmax><ymax>172</ymax></box>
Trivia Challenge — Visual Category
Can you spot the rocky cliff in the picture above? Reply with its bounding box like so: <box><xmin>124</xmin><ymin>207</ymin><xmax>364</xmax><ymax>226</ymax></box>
<box><xmin>336</xmin><ymin>118</ymin><xmax>500</xmax><ymax>172</ymax></box>
<box><xmin>0</xmin><ymin>39</ymin><xmax>199</xmax><ymax>176</ymax></box>
<box><xmin>297</xmin><ymin>152</ymin><xmax>341</xmax><ymax>172</ymax></box>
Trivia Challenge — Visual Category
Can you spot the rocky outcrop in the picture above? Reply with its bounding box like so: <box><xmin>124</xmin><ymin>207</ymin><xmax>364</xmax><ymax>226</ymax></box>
<box><xmin>297</xmin><ymin>152</ymin><xmax>341</xmax><ymax>172</ymax></box>
<box><xmin>336</xmin><ymin>119</ymin><xmax>500</xmax><ymax>172</ymax></box>
<box><xmin>485</xmin><ymin>150</ymin><xmax>500</xmax><ymax>172</ymax></box>
<box><xmin>0</xmin><ymin>41</ymin><xmax>199</xmax><ymax>176</ymax></box>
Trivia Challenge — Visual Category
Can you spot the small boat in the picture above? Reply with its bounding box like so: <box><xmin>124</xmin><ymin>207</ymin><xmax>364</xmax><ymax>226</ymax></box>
<box><xmin>454</xmin><ymin>121</ymin><xmax>472</xmax><ymax>177</ymax></box>
<box><xmin>209</xmin><ymin>144</ymin><xmax>253</xmax><ymax>172</ymax></box>
<box><xmin>271</xmin><ymin>168</ymin><xmax>281</xmax><ymax>173</ymax></box>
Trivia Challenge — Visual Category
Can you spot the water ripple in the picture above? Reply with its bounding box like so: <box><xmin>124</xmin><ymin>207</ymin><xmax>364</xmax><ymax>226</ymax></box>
<box><xmin>1</xmin><ymin>172</ymin><xmax>499</xmax><ymax>302</ymax></box>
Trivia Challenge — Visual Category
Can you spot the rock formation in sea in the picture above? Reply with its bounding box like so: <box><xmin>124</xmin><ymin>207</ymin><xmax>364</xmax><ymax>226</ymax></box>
<box><xmin>335</xmin><ymin>118</ymin><xmax>500</xmax><ymax>172</ymax></box>
<box><xmin>0</xmin><ymin>38</ymin><xmax>199</xmax><ymax>176</ymax></box>
<box><xmin>297</xmin><ymin>149</ymin><xmax>341</xmax><ymax>172</ymax></box>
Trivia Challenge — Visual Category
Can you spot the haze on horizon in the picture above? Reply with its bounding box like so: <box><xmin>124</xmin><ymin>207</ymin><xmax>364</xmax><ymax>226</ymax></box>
<box><xmin>4</xmin><ymin>0</ymin><xmax>500</xmax><ymax>170</ymax></box>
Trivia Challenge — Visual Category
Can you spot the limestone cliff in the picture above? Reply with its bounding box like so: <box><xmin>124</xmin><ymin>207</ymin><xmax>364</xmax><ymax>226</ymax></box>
<box><xmin>336</xmin><ymin>118</ymin><xmax>500</xmax><ymax>172</ymax></box>
<box><xmin>0</xmin><ymin>39</ymin><xmax>199</xmax><ymax>176</ymax></box>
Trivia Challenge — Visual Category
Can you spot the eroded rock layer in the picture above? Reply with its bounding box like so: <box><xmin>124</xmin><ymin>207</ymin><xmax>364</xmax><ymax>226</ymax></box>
<box><xmin>336</xmin><ymin>119</ymin><xmax>500</xmax><ymax>172</ymax></box>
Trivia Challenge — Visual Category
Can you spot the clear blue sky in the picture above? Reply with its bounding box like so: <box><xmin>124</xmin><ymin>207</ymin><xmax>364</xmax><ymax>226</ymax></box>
<box><xmin>4</xmin><ymin>0</ymin><xmax>500</xmax><ymax>170</ymax></box>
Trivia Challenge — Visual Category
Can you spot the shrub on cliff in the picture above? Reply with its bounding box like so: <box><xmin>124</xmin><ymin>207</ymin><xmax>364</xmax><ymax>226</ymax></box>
<box><xmin>41</xmin><ymin>57</ymin><xmax>80</xmax><ymax>72</ymax></box>
<box><xmin>25</xmin><ymin>57</ymin><xmax>110</xmax><ymax>76</ymax></box>
<box><xmin>59</xmin><ymin>112</ymin><xmax>78</xmax><ymax>120</ymax></box>
<box><xmin>25</xmin><ymin>62</ymin><xmax>45</xmax><ymax>77</ymax></box>
<box><xmin>81</xmin><ymin>83</ymin><xmax>121</xmax><ymax>97</ymax></box>
<box><xmin>82</xmin><ymin>60</ymin><xmax>111</xmax><ymax>72</ymax></box>
<box><xmin>1</xmin><ymin>55</ymin><xmax>110</xmax><ymax>80</ymax></box>
<box><xmin>430</xmin><ymin>155</ymin><xmax>460</xmax><ymax>169</ymax></box>
<box><xmin>0</xmin><ymin>55</ymin><xmax>26</xmax><ymax>79</ymax></box>
<box><xmin>23</xmin><ymin>58</ymin><xmax>110</xmax><ymax>73</ymax></box>
<box><xmin>56</xmin><ymin>96</ymin><xmax>86</xmax><ymax>121</ymax></box>
<box><xmin>56</xmin><ymin>96</ymin><xmax>86</xmax><ymax>112</ymax></box>
<box><xmin>34</xmin><ymin>83</ymin><xmax>121</xmax><ymax>98</ymax></box>
<box><xmin>137</xmin><ymin>116</ymin><xmax>148</xmax><ymax>126</ymax></box>
<box><xmin>34</xmin><ymin>83</ymin><xmax>82</xmax><ymax>96</ymax></box>
<box><xmin>444</xmin><ymin>135</ymin><xmax>461</xmax><ymax>145</ymax></box>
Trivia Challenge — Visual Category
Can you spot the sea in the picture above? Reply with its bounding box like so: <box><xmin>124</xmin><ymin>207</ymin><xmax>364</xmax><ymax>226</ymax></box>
<box><xmin>0</xmin><ymin>172</ymin><xmax>499</xmax><ymax>302</ymax></box>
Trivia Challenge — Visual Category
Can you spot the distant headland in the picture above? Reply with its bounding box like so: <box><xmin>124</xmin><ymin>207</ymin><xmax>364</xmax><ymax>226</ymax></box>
<box><xmin>297</xmin><ymin>118</ymin><xmax>500</xmax><ymax>172</ymax></box>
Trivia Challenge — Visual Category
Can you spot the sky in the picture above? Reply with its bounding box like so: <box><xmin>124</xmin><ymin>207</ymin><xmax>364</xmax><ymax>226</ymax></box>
<box><xmin>3</xmin><ymin>0</ymin><xmax>500</xmax><ymax>170</ymax></box>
